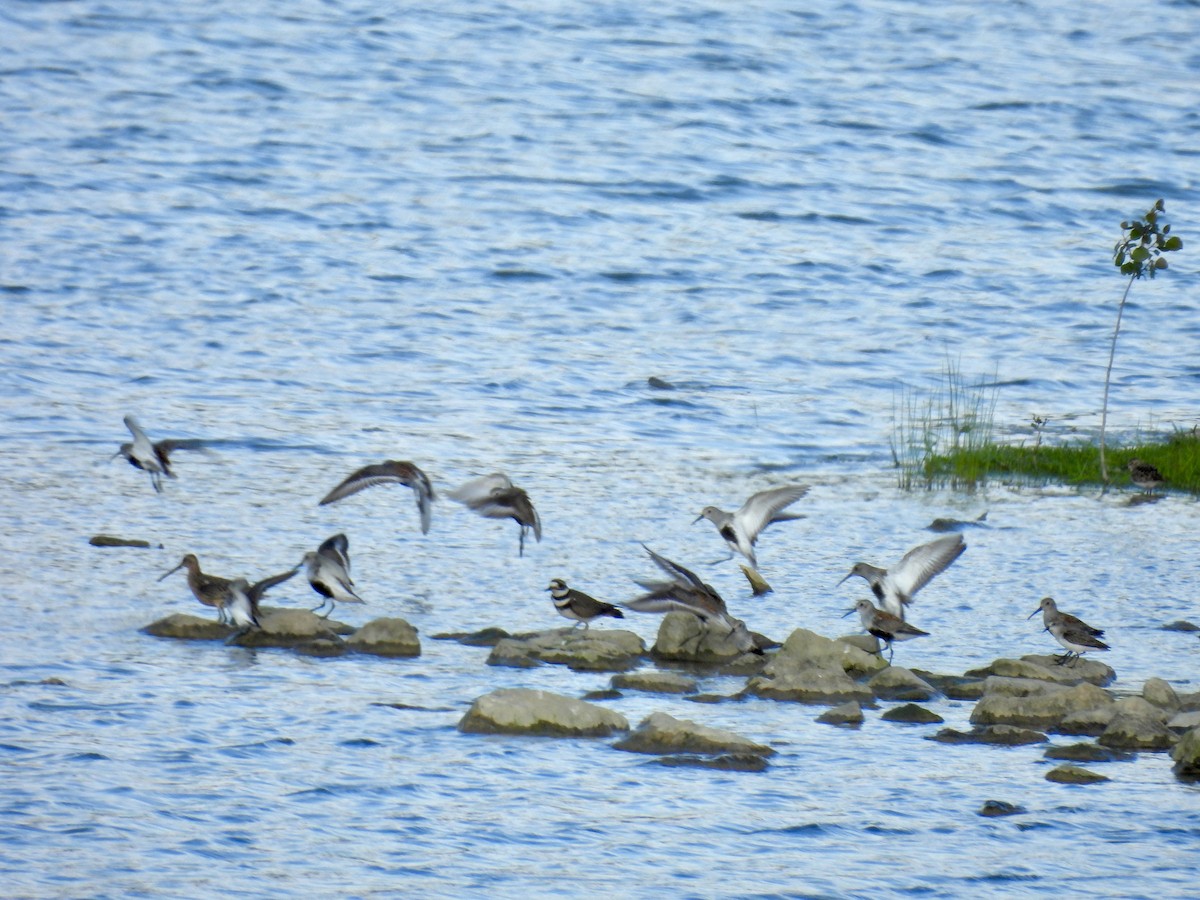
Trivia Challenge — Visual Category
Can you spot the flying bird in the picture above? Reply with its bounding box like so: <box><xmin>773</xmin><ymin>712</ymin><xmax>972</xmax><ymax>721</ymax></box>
<box><xmin>447</xmin><ymin>473</ymin><xmax>541</xmax><ymax>557</ymax></box>
<box><xmin>1028</xmin><ymin>596</ymin><xmax>1109</xmax><ymax>665</ymax></box>
<box><xmin>695</xmin><ymin>483</ymin><xmax>810</xmax><ymax>570</ymax></box>
<box><xmin>115</xmin><ymin>416</ymin><xmax>176</xmax><ymax>492</ymax></box>
<box><xmin>838</xmin><ymin>533</ymin><xmax>965</xmax><ymax>620</ymax></box>
<box><xmin>319</xmin><ymin>461</ymin><xmax>434</xmax><ymax>534</ymax></box>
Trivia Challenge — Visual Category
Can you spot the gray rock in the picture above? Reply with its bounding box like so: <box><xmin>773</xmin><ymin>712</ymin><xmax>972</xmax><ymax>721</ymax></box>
<box><xmin>90</xmin><ymin>534</ymin><xmax>154</xmax><ymax>548</ymax></box>
<box><xmin>1167</xmin><ymin>710</ymin><xmax>1200</xmax><ymax>732</ymax></box>
<box><xmin>772</xmin><ymin>628</ymin><xmax>885</xmax><ymax>675</ymax></box>
<box><xmin>1161</xmin><ymin>620</ymin><xmax>1199</xmax><ymax>633</ymax></box>
<box><xmin>881</xmin><ymin>703</ymin><xmax>943</xmax><ymax>724</ymax></box>
<box><xmin>141</xmin><ymin>613</ymin><xmax>234</xmax><ymax>641</ymax></box>
<box><xmin>916</xmin><ymin>672</ymin><xmax>986</xmax><ymax>700</ymax></box>
<box><xmin>868</xmin><ymin>667</ymin><xmax>938</xmax><ymax>701</ymax></box>
<box><xmin>981</xmin><ymin>676</ymin><xmax>1068</xmax><ymax>698</ymax></box>
<box><xmin>650</xmin><ymin>613</ymin><xmax>768</xmax><ymax>670</ymax></box>
<box><xmin>1143</xmin><ymin>677</ymin><xmax>1181</xmax><ymax>711</ymax></box>
<box><xmin>1180</xmin><ymin>690</ymin><xmax>1200</xmax><ymax>713</ymax></box>
<box><xmin>817</xmin><ymin>701</ymin><xmax>864</xmax><ymax>726</ymax></box>
<box><xmin>612</xmin><ymin>712</ymin><xmax>774</xmax><ymax>757</ymax></box>
<box><xmin>929</xmin><ymin>725</ymin><xmax>1047</xmax><ymax>746</ymax></box>
<box><xmin>431</xmin><ymin>627</ymin><xmax>516</xmax><ymax>646</ymax></box>
<box><xmin>1043</xmin><ymin>742</ymin><xmax>1132</xmax><ymax>763</ymax></box>
<box><xmin>458</xmin><ymin>688</ymin><xmax>629</xmax><ymax>737</ymax></box>
<box><xmin>1045</xmin><ymin>765</ymin><xmax>1109</xmax><ymax>784</ymax></box>
<box><xmin>967</xmin><ymin>656</ymin><xmax>1112</xmax><ymax>687</ymax></box>
<box><xmin>487</xmin><ymin>629</ymin><xmax>646</xmax><ymax>672</ymax></box>
<box><xmin>745</xmin><ymin>666</ymin><xmax>873</xmax><ymax>705</ymax></box>
<box><xmin>231</xmin><ymin>608</ymin><xmax>348</xmax><ymax>648</ymax></box>
<box><xmin>345</xmin><ymin>617</ymin><xmax>421</xmax><ymax>657</ymax></box>
<box><xmin>651</xmin><ymin>754</ymin><xmax>770</xmax><ymax>773</ymax></box>
<box><xmin>1169</xmin><ymin>726</ymin><xmax>1200</xmax><ymax>778</ymax></box>
<box><xmin>979</xmin><ymin>800</ymin><xmax>1025</xmax><ymax>817</ymax></box>
<box><xmin>970</xmin><ymin>682</ymin><xmax>1112</xmax><ymax>730</ymax></box>
<box><xmin>610</xmin><ymin>672</ymin><xmax>697</xmax><ymax>695</ymax></box>
<box><xmin>1097</xmin><ymin>713</ymin><xmax>1177</xmax><ymax>751</ymax></box>
<box><xmin>293</xmin><ymin>637</ymin><xmax>349</xmax><ymax>658</ymax></box>
<box><xmin>1057</xmin><ymin>696</ymin><xmax>1168</xmax><ymax>737</ymax></box>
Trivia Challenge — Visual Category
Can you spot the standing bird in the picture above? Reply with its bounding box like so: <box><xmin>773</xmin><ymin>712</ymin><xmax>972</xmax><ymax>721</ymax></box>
<box><xmin>115</xmin><ymin>415</ymin><xmax>174</xmax><ymax>493</ymax></box>
<box><xmin>301</xmin><ymin>534</ymin><xmax>364</xmax><ymax>618</ymax></box>
<box><xmin>158</xmin><ymin>554</ymin><xmax>297</xmax><ymax>623</ymax></box>
<box><xmin>447</xmin><ymin>473</ymin><xmax>541</xmax><ymax>557</ymax></box>
<box><xmin>1028</xmin><ymin>596</ymin><xmax>1109</xmax><ymax>665</ymax></box>
<box><xmin>226</xmin><ymin>579</ymin><xmax>261</xmax><ymax>631</ymax></box>
<box><xmin>319</xmin><ymin>461</ymin><xmax>434</xmax><ymax>534</ymax></box>
<box><xmin>1127</xmin><ymin>458</ymin><xmax>1165</xmax><ymax>493</ymax></box>
<box><xmin>843</xmin><ymin>598</ymin><xmax>929</xmax><ymax>663</ymax></box>
<box><xmin>695</xmin><ymin>483</ymin><xmax>810</xmax><ymax>570</ymax></box>
<box><xmin>838</xmin><ymin>533</ymin><xmax>965</xmax><ymax>620</ymax></box>
<box><xmin>625</xmin><ymin>545</ymin><xmax>762</xmax><ymax>655</ymax></box>
<box><xmin>546</xmin><ymin>578</ymin><xmax>624</xmax><ymax>631</ymax></box>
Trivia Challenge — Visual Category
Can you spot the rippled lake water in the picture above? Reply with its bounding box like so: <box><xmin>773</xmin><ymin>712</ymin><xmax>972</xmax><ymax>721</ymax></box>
<box><xmin>3</xmin><ymin>0</ymin><xmax>1199</xmax><ymax>896</ymax></box>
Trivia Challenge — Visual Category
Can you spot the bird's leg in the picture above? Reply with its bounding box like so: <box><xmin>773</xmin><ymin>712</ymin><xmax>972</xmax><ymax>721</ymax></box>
<box><xmin>518</xmin><ymin>527</ymin><xmax>525</xmax><ymax>558</ymax></box>
<box><xmin>310</xmin><ymin>598</ymin><xmax>328</xmax><ymax>616</ymax></box>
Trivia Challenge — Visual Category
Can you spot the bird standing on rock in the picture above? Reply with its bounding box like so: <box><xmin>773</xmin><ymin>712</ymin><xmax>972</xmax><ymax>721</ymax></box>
<box><xmin>546</xmin><ymin>579</ymin><xmax>624</xmax><ymax>631</ymax></box>
<box><xmin>1028</xmin><ymin>596</ymin><xmax>1108</xmax><ymax>665</ymax></box>
<box><xmin>301</xmin><ymin>533</ymin><xmax>363</xmax><ymax>618</ymax></box>
<box><xmin>843</xmin><ymin>598</ymin><xmax>929</xmax><ymax>664</ymax></box>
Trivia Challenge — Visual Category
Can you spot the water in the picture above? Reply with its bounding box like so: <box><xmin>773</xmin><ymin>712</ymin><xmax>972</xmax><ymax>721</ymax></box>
<box><xmin>2</xmin><ymin>0</ymin><xmax>1199</xmax><ymax>896</ymax></box>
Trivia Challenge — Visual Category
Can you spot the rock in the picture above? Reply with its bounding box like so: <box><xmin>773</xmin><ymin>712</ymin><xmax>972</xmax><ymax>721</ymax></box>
<box><xmin>1168</xmin><ymin>710</ymin><xmax>1200</xmax><ymax>732</ymax></box>
<box><xmin>431</xmin><ymin>627</ymin><xmax>518</xmax><ymax>646</ymax></box>
<box><xmin>612</xmin><ymin>712</ymin><xmax>774</xmax><ymax>758</ymax></box>
<box><xmin>745</xmin><ymin>666</ymin><xmax>873</xmax><ymax>705</ymax></box>
<box><xmin>967</xmin><ymin>656</ymin><xmax>1112</xmax><ymax>687</ymax></box>
<box><xmin>1057</xmin><ymin>695</ymin><xmax>1167</xmax><ymax>737</ymax></box>
<box><xmin>293</xmin><ymin>638</ymin><xmax>349</xmax><ymax>658</ymax></box>
<box><xmin>458</xmin><ymin>689</ymin><xmax>629</xmax><ymax>737</ymax></box>
<box><xmin>929</xmin><ymin>725</ymin><xmax>1047</xmax><ymax>746</ymax></box>
<box><xmin>1161</xmin><ymin>620</ymin><xmax>1199</xmax><ymax>632</ymax></box>
<box><xmin>1169</xmin><ymin>726</ymin><xmax>1200</xmax><ymax>778</ymax></box>
<box><xmin>89</xmin><ymin>534</ymin><xmax>155</xmax><ymax>548</ymax></box>
<box><xmin>610</xmin><ymin>672</ymin><xmax>697</xmax><ymax>695</ymax></box>
<box><xmin>345</xmin><ymin>617</ymin><xmax>421</xmax><ymax>657</ymax></box>
<box><xmin>970</xmin><ymin>682</ymin><xmax>1113</xmax><ymax>730</ymax></box>
<box><xmin>581</xmin><ymin>689</ymin><xmax>623</xmax><ymax>702</ymax></box>
<box><xmin>916</xmin><ymin>671</ymin><xmax>986</xmax><ymax>700</ymax></box>
<box><xmin>1021</xmin><ymin>655</ymin><xmax>1114</xmax><ymax>686</ymax></box>
<box><xmin>1043</xmin><ymin>742</ymin><xmax>1132</xmax><ymax>763</ymax></box>
<box><xmin>978</xmin><ymin>800</ymin><xmax>1024</xmax><ymax>818</ymax></box>
<box><xmin>650</xmin><ymin>613</ymin><xmax>769</xmax><ymax>670</ymax></box>
<box><xmin>1045</xmin><ymin>765</ymin><xmax>1109</xmax><ymax>785</ymax></box>
<box><xmin>650</xmin><ymin>754</ymin><xmax>770</xmax><ymax>773</ymax></box>
<box><xmin>487</xmin><ymin>629</ymin><xmax>646</xmax><ymax>672</ymax></box>
<box><xmin>1180</xmin><ymin>691</ymin><xmax>1200</xmax><ymax>713</ymax></box>
<box><xmin>231</xmin><ymin>609</ymin><xmax>346</xmax><ymax>648</ymax></box>
<box><xmin>1143</xmin><ymin>677</ymin><xmax>1181</xmax><ymax>711</ymax></box>
<box><xmin>817</xmin><ymin>701</ymin><xmax>864</xmax><ymax>726</ymax></box>
<box><xmin>868</xmin><ymin>667</ymin><xmax>938</xmax><ymax>701</ymax></box>
<box><xmin>881</xmin><ymin>703</ymin><xmax>943</xmax><ymax>724</ymax></box>
<box><xmin>981</xmin><ymin>676</ymin><xmax>1066</xmax><ymax>698</ymax></box>
<box><xmin>141</xmin><ymin>613</ymin><xmax>234</xmax><ymax>640</ymax></box>
<box><xmin>1097</xmin><ymin>713</ymin><xmax>1176</xmax><ymax>751</ymax></box>
<box><xmin>773</xmin><ymin>629</ymin><xmax>885</xmax><ymax>675</ymax></box>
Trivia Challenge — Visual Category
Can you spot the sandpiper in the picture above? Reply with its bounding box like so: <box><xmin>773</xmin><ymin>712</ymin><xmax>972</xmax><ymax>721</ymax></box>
<box><xmin>546</xmin><ymin>578</ymin><xmax>624</xmax><ymax>631</ymax></box>
<box><xmin>319</xmin><ymin>461</ymin><xmax>435</xmax><ymax>534</ymax></box>
<box><xmin>158</xmin><ymin>554</ymin><xmax>297</xmax><ymax>623</ymax></box>
<box><xmin>625</xmin><ymin>545</ymin><xmax>762</xmax><ymax>655</ymax></box>
<box><xmin>694</xmin><ymin>483</ymin><xmax>810</xmax><ymax>570</ymax></box>
<box><xmin>447</xmin><ymin>473</ymin><xmax>541</xmax><ymax>557</ymax></box>
<box><xmin>226</xmin><ymin>578</ymin><xmax>261</xmax><ymax>631</ymax></box>
<box><xmin>838</xmin><ymin>533</ymin><xmax>965</xmax><ymax>621</ymax></box>
<box><xmin>1028</xmin><ymin>597</ymin><xmax>1109</xmax><ymax>665</ymax></box>
<box><xmin>116</xmin><ymin>415</ymin><xmax>174</xmax><ymax>493</ymax></box>
<box><xmin>301</xmin><ymin>534</ymin><xmax>364</xmax><ymax>618</ymax></box>
<box><xmin>1127</xmin><ymin>458</ymin><xmax>1165</xmax><ymax>493</ymax></box>
<box><xmin>843</xmin><ymin>598</ymin><xmax>929</xmax><ymax>663</ymax></box>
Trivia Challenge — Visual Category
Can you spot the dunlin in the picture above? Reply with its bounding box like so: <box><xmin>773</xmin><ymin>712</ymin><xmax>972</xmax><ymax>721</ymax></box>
<box><xmin>546</xmin><ymin>578</ymin><xmax>624</xmax><ymax>631</ymax></box>
<box><xmin>301</xmin><ymin>534</ymin><xmax>363</xmax><ymax>618</ymax></box>
<box><xmin>116</xmin><ymin>415</ymin><xmax>175</xmax><ymax>493</ymax></box>
<box><xmin>226</xmin><ymin>578</ymin><xmax>261</xmax><ymax>631</ymax></box>
<box><xmin>1028</xmin><ymin>597</ymin><xmax>1109</xmax><ymax>665</ymax></box>
<box><xmin>838</xmin><ymin>533</ymin><xmax>965</xmax><ymax>620</ymax></box>
<box><xmin>625</xmin><ymin>544</ymin><xmax>762</xmax><ymax>655</ymax></box>
<box><xmin>158</xmin><ymin>554</ymin><xmax>297</xmax><ymax>623</ymax></box>
<box><xmin>319</xmin><ymin>461</ymin><xmax>434</xmax><ymax>534</ymax></box>
<box><xmin>1127</xmin><ymin>458</ymin><xmax>1165</xmax><ymax>493</ymax></box>
<box><xmin>695</xmin><ymin>483</ymin><xmax>810</xmax><ymax>570</ymax></box>
<box><xmin>843</xmin><ymin>598</ymin><xmax>928</xmax><ymax>663</ymax></box>
<box><xmin>447</xmin><ymin>473</ymin><xmax>541</xmax><ymax>557</ymax></box>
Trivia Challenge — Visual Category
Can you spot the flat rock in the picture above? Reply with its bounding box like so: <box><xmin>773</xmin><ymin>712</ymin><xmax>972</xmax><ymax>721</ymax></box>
<box><xmin>141</xmin><ymin>613</ymin><xmax>234</xmax><ymax>641</ymax></box>
<box><xmin>650</xmin><ymin>753</ymin><xmax>770</xmax><ymax>773</ymax></box>
<box><xmin>1168</xmin><ymin>710</ymin><xmax>1200</xmax><ymax>732</ymax></box>
<box><xmin>817</xmin><ymin>701</ymin><xmax>864</xmax><ymax>726</ymax></box>
<box><xmin>970</xmin><ymin>682</ymin><xmax>1112</xmax><ymax>730</ymax></box>
<box><xmin>1045</xmin><ymin>765</ymin><xmax>1109</xmax><ymax>785</ymax></box>
<box><xmin>610</xmin><ymin>672</ymin><xmax>697</xmax><ymax>695</ymax></box>
<box><xmin>1169</xmin><ymin>726</ymin><xmax>1200</xmax><ymax>778</ymax></box>
<box><xmin>431</xmin><ymin>627</ymin><xmax>520</xmax><ymax>647</ymax></box>
<box><xmin>868</xmin><ymin>667</ymin><xmax>938</xmax><ymax>701</ymax></box>
<box><xmin>231</xmin><ymin>609</ymin><xmax>347</xmax><ymax>648</ymax></box>
<box><xmin>345</xmin><ymin>617</ymin><xmax>421</xmax><ymax>657</ymax></box>
<box><xmin>458</xmin><ymin>688</ymin><xmax>629</xmax><ymax>738</ymax></box>
<box><xmin>487</xmin><ymin>629</ymin><xmax>646</xmax><ymax>672</ymax></box>
<box><xmin>90</xmin><ymin>534</ymin><xmax>155</xmax><ymax>548</ymax></box>
<box><xmin>881</xmin><ymin>703</ymin><xmax>943</xmax><ymax>724</ymax></box>
<box><xmin>649</xmin><ymin>613</ymin><xmax>769</xmax><ymax>671</ymax></box>
<box><xmin>978</xmin><ymin>800</ymin><xmax>1025</xmax><ymax>818</ymax></box>
<box><xmin>745</xmin><ymin>665</ymin><xmax>874</xmax><ymax>705</ymax></box>
<box><xmin>612</xmin><ymin>712</ymin><xmax>774</xmax><ymax>757</ymax></box>
<box><xmin>1043</xmin><ymin>742</ymin><xmax>1132</xmax><ymax>763</ymax></box>
<box><xmin>929</xmin><ymin>724</ymin><xmax>1047</xmax><ymax>746</ymax></box>
<box><xmin>967</xmin><ymin>656</ymin><xmax>1113</xmax><ymax>687</ymax></box>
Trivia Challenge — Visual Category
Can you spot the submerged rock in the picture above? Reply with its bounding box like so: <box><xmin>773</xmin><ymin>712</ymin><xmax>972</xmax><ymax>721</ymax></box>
<box><xmin>817</xmin><ymin>701</ymin><xmax>864</xmax><ymax>727</ymax></box>
<box><xmin>458</xmin><ymin>688</ymin><xmax>629</xmax><ymax>737</ymax></box>
<box><xmin>431</xmin><ymin>627</ymin><xmax>520</xmax><ymax>647</ymax></box>
<box><xmin>610</xmin><ymin>671</ymin><xmax>697</xmax><ymax>695</ymax></box>
<box><xmin>978</xmin><ymin>800</ymin><xmax>1024</xmax><ymax>818</ymax></box>
<box><xmin>612</xmin><ymin>712</ymin><xmax>774</xmax><ymax>758</ymax></box>
<box><xmin>345</xmin><ymin>617</ymin><xmax>421</xmax><ymax>657</ymax></box>
<box><xmin>487</xmin><ymin>628</ymin><xmax>646</xmax><ymax>672</ymax></box>
<box><xmin>650</xmin><ymin>753</ymin><xmax>770</xmax><ymax>773</ymax></box>
<box><xmin>90</xmin><ymin>534</ymin><xmax>156</xmax><ymax>548</ymax></box>
<box><xmin>930</xmin><ymin>725</ymin><xmax>1047</xmax><ymax>746</ymax></box>
<box><xmin>1161</xmin><ymin>620</ymin><xmax>1199</xmax><ymax>633</ymax></box>
<box><xmin>881</xmin><ymin>703</ymin><xmax>943</xmax><ymax>724</ymax></box>
<box><xmin>1045</xmin><ymin>765</ymin><xmax>1109</xmax><ymax>785</ymax></box>
<box><xmin>1043</xmin><ymin>742</ymin><xmax>1132</xmax><ymax>763</ymax></box>
<box><xmin>1169</xmin><ymin>726</ymin><xmax>1200</xmax><ymax>779</ymax></box>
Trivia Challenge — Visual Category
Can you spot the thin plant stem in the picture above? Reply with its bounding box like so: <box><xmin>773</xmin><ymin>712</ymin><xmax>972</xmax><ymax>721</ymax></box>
<box><xmin>1099</xmin><ymin>276</ymin><xmax>1135</xmax><ymax>484</ymax></box>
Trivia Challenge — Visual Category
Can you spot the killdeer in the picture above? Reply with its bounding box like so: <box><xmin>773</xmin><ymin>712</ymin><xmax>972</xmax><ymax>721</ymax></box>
<box><xmin>843</xmin><ymin>598</ymin><xmax>929</xmax><ymax>663</ymax></box>
<box><xmin>694</xmin><ymin>483</ymin><xmax>810</xmax><ymax>570</ymax></box>
<box><xmin>301</xmin><ymin>534</ymin><xmax>363</xmax><ymax>618</ymax></box>
<box><xmin>158</xmin><ymin>554</ymin><xmax>297</xmax><ymax>623</ymax></box>
<box><xmin>1028</xmin><ymin>597</ymin><xmax>1109</xmax><ymax>665</ymax></box>
<box><xmin>838</xmin><ymin>533</ymin><xmax>965</xmax><ymax>620</ymax></box>
<box><xmin>546</xmin><ymin>578</ymin><xmax>624</xmax><ymax>631</ymax></box>
<box><xmin>319</xmin><ymin>461</ymin><xmax>434</xmax><ymax>534</ymax></box>
<box><xmin>447</xmin><ymin>473</ymin><xmax>541</xmax><ymax>557</ymax></box>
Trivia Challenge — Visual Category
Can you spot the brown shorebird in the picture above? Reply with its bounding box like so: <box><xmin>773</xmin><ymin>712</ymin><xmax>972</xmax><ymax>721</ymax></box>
<box><xmin>319</xmin><ymin>461</ymin><xmax>434</xmax><ymax>534</ymax></box>
<box><xmin>301</xmin><ymin>533</ymin><xmax>364</xmax><ymax>618</ymax></box>
<box><xmin>447</xmin><ymin>473</ymin><xmax>541</xmax><ymax>557</ymax></box>
<box><xmin>843</xmin><ymin>598</ymin><xmax>929</xmax><ymax>663</ymax></box>
<box><xmin>1127</xmin><ymin>458</ymin><xmax>1165</xmax><ymax>493</ymax></box>
<box><xmin>1028</xmin><ymin>597</ymin><xmax>1109</xmax><ymax>665</ymax></box>
<box><xmin>838</xmin><ymin>533</ymin><xmax>965</xmax><ymax>621</ymax></box>
<box><xmin>625</xmin><ymin>545</ymin><xmax>762</xmax><ymax>655</ymax></box>
<box><xmin>694</xmin><ymin>483</ymin><xmax>810</xmax><ymax>570</ymax></box>
<box><xmin>158</xmin><ymin>554</ymin><xmax>297</xmax><ymax>623</ymax></box>
<box><xmin>546</xmin><ymin>579</ymin><xmax>624</xmax><ymax>631</ymax></box>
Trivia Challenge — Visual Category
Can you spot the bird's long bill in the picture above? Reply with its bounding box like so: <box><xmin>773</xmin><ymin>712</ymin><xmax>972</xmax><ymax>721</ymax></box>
<box><xmin>1025</xmin><ymin>608</ymin><xmax>1041</xmax><ymax>620</ymax></box>
<box><xmin>691</xmin><ymin>514</ymin><xmax>705</xmax><ymax>525</ymax></box>
<box><xmin>836</xmin><ymin>571</ymin><xmax>854</xmax><ymax>587</ymax></box>
<box><xmin>157</xmin><ymin>560</ymin><xmax>185</xmax><ymax>582</ymax></box>
<box><xmin>840</xmin><ymin>607</ymin><xmax>856</xmax><ymax>618</ymax></box>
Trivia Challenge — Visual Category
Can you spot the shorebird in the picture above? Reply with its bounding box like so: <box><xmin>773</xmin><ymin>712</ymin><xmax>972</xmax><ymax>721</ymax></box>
<box><xmin>319</xmin><ymin>461</ymin><xmax>434</xmax><ymax>534</ymax></box>
<box><xmin>546</xmin><ymin>578</ymin><xmax>624</xmax><ymax>631</ymax></box>
<box><xmin>301</xmin><ymin>534</ymin><xmax>364</xmax><ymax>618</ymax></box>
<box><xmin>115</xmin><ymin>416</ymin><xmax>175</xmax><ymax>492</ymax></box>
<box><xmin>838</xmin><ymin>533</ymin><xmax>965</xmax><ymax>621</ymax></box>
<box><xmin>625</xmin><ymin>545</ymin><xmax>762</xmax><ymax>655</ymax></box>
<box><xmin>843</xmin><ymin>598</ymin><xmax>929</xmax><ymax>663</ymax></box>
<box><xmin>1028</xmin><ymin>597</ymin><xmax>1109</xmax><ymax>665</ymax></box>
<box><xmin>694</xmin><ymin>483</ymin><xmax>810</xmax><ymax>570</ymax></box>
<box><xmin>158</xmin><ymin>554</ymin><xmax>297</xmax><ymax>623</ymax></box>
<box><xmin>447</xmin><ymin>473</ymin><xmax>541</xmax><ymax>557</ymax></box>
<box><xmin>226</xmin><ymin>579</ymin><xmax>261</xmax><ymax>631</ymax></box>
<box><xmin>1127</xmin><ymin>458</ymin><xmax>1165</xmax><ymax>493</ymax></box>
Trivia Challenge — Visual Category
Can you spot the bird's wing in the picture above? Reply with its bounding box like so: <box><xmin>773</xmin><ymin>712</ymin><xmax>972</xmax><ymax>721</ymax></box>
<box><xmin>508</xmin><ymin>490</ymin><xmax>541</xmax><ymax>540</ymax></box>
<box><xmin>1061</xmin><ymin>611</ymin><xmax>1104</xmax><ymax>638</ymax></box>
<box><xmin>446</xmin><ymin>472</ymin><xmax>513</xmax><ymax>505</ymax></box>
<box><xmin>640</xmin><ymin>544</ymin><xmax>705</xmax><ymax>591</ymax></box>
<box><xmin>248</xmin><ymin>567</ymin><xmax>299</xmax><ymax>601</ymax></box>
<box><xmin>737</xmin><ymin>484</ymin><xmax>811</xmax><ymax>539</ymax></box>
<box><xmin>319</xmin><ymin>461</ymin><xmax>425</xmax><ymax>506</ymax></box>
<box><xmin>890</xmin><ymin>534</ymin><xmax>966</xmax><ymax>601</ymax></box>
<box><xmin>318</xmin><ymin>533</ymin><xmax>351</xmax><ymax>574</ymax></box>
